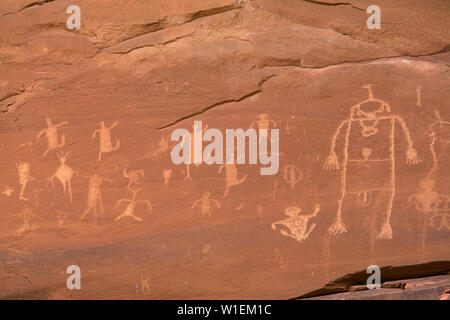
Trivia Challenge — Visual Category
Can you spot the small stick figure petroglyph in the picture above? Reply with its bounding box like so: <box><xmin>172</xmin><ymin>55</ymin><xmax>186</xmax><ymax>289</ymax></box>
<box><xmin>123</xmin><ymin>168</ymin><xmax>145</xmax><ymax>192</ymax></box>
<box><xmin>16</xmin><ymin>161</ymin><xmax>34</xmax><ymax>201</ymax></box>
<box><xmin>250</xmin><ymin>113</ymin><xmax>277</xmax><ymax>131</ymax></box>
<box><xmin>13</xmin><ymin>206</ymin><xmax>43</xmax><ymax>236</ymax></box>
<box><xmin>218</xmin><ymin>163</ymin><xmax>247</xmax><ymax>198</ymax></box>
<box><xmin>192</xmin><ymin>191</ymin><xmax>221</xmax><ymax>219</ymax></box>
<box><xmin>271</xmin><ymin>204</ymin><xmax>320</xmax><ymax>242</ymax></box>
<box><xmin>115</xmin><ymin>188</ymin><xmax>152</xmax><ymax>222</ymax></box>
<box><xmin>80</xmin><ymin>174</ymin><xmax>113</xmax><ymax>221</ymax></box>
<box><xmin>2</xmin><ymin>187</ymin><xmax>14</xmax><ymax>197</ymax></box>
<box><xmin>140</xmin><ymin>275</ymin><xmax>151</xmax><ymax>295</ymax></box>
<box><xmin>56</xmin><ymin>210</ymin><xmax>67</xmax><ymax>228</ymax></box>
<box><xmin>283</xmin><ymin>165</ymin><xmax>303</xmax><ymax>189</ymax></box>
<box><xmin>37</xmin><ymin>117</ymin><xmax>67</xmax><ymax>157</ymax></box>
<box><xmin>163</xmin><ymin>169</ymin><xmax>172</xmax><ymax>186</ymax></box>
<box><xmin>267</xmin><ymin>248</ymin><xmax>288</xmax><ymax>270</ymax></box>
<box><xmin>430</xmin><ymin>195</ymin><xmax>449</xmax><ymax>231</ymax></box>
<box><xmin>49</xmin><ymin>151</ymin><xmax>76</xmax><ymax>203</ymax></box>
<box><xmin>92</xmin><ymin>121</ymin><xmax>120</xmax><ymax>161</ymax></box>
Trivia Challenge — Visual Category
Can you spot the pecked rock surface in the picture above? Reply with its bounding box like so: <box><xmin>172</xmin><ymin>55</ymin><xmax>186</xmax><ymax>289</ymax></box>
<box><xmin>0</xmin><ymin>0</ymin><xmax>449</xmax><ymax>299</ymax></box>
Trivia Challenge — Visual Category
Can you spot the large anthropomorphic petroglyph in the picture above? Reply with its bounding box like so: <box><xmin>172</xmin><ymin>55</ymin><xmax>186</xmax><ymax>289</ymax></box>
<box><xmin>323</xmin><ymin>85</ymin><xmax>419</xmax><ymax>240</ymax></box>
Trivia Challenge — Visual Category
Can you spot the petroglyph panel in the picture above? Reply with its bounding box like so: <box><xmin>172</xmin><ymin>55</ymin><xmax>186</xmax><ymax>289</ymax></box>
<box><xmin>0</xmin><ymin>0</ymin><xmax>448</xmax><ymax>300</ymax></box>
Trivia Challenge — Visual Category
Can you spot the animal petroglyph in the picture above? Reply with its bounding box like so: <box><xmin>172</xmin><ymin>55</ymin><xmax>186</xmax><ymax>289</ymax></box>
<box><xmin>80</xmin><ymin>174</ymin><xmax>113</xmax><ymax>221</ymax></box>
<box><xmin>271</xmin><ymin>204</ymin><xmax>320</xmax><ymax>242</ymax></box>
<box><xmin>283</xmin><ymin>165</ymin><xmax>303</xmax><ymax>189</ymax></box>
<box><xmin>192</xmin><ymin>191</ymin><xmax>221</xmax><ymax>219</ymax></box>
<box><xmin>16</xmin><ymin>161</ymin><xmax>34</xmax><ymax>201</ymax></box>
<box><xmin>49</xmin><ymin>152</ymin><xmax>76</xmax><ymax>203</ymax></box>
<box><xmin>2</xmin><ymin>187</ymin><xmax>14</xmax><ymax>197</ymax></box>
<box><xmin>37</xmin><ymin>117</ymin><xmax>68</xmax><ymax>157</ymax></box>
<box><xmin>92</xmin><ymin>121</ymin><xmax>120</xmax><ymax>161</ymax></box>
<box><xmin>123</xmin><ymin>168</ymin><xmax>145</xmax><ymax>192</ymax></box>
<box><xmin>323</xmin><ymin>84</ymin><xmax>419</xmax><ymax>240</ymax></box>
<box><xmin>116</xmin><ymin>188</ymin><xmax>152</xmax><ymax>222</ymax></box>
<box><xmin>218</xmin><ymin>163</ymin><xmax>247</xmax><ymax>198</ymax></box>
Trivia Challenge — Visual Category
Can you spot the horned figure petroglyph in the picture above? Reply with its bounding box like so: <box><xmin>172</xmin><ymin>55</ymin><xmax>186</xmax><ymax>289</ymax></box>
<box><xmin>323</xmin><ymin>84</ymin><xmax>419</xmax><ymax>240</ymax></box>
<box><xmin>80</xmin><ymin>174</ymin><xmax>113</xmax><ymax>221</ymax></box>
<box><xmin>271</xmin><ymin>204</ymin><xmax>320</xmax><ymax>242</ymax></box>
<box><xmin>49</xmin><ymin>151</ymin><xmax>76</xmax><ymax>203</ymax></box>
<box><xmin>92</xmin><ymin>121</ymin><xmax>120</xmax><ymax>161</ymax></box>
<box><xmin>115</xmin><ymin>188</ymin><xmax>152</xmax><ymax>222</ymax></box>
<box><xmin>37</xmin><ymin>117</ymin><xmax>68</xmax><ymax>157</ymax></box>
<box><xmin>192</xmin><ymin>191</ymin><xmax>221</xmax><ymax>219</ymax></box>
<box><xmin>16</xmin><ymin>161</ymin><xmax>34</xmax><ymax>201</ymax></box>
<box><xmin>123</xmin><ymin>168</ymin><xmax>145</xmax><ymax>192</ymax></box>
<box><xmin>283</xmin><ymin>165</ymin><xmax>303</xmax><ymax>189</ymax></box>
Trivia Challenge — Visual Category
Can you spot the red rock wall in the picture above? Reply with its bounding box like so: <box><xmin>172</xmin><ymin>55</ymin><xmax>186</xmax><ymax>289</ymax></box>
<box><xmin>0</xmin><ymin>0</ymin><xmax>449</xmax><ymax>299</ymax></box>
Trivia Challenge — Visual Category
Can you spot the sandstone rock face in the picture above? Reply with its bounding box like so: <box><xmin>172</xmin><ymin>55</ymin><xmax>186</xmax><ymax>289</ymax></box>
<box><xmin>0</xmin><ymin>0</ymin><xmax>449</xmax><ymax>299</ymax></box>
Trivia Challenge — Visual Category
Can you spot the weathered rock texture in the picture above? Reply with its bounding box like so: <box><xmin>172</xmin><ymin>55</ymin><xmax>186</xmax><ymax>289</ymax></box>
<box><xmin>0</xmin><ymin>0</ymin><xmax>449</xmax><ymax>299</ymax></box>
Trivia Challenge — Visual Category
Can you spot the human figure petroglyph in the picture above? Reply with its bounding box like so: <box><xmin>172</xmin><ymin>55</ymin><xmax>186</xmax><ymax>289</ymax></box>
<box><xmin>430</xmin><ymin>195</ymin><xmax>449</xmax><ymax>231</ymax></box>
<box><xmin>163</xmin><ymin>169</ymin><xmax>172</xmax><ymax>186</ymax></box>
<box><xmin>115</xmin><ymin>188</ymin><xmax>152</xmax><ymax>222</ymax></box>
<box><xmin>409</xmin><ymin>178</ymin><xmax>440</xmax><ymax>214</ymax></box>
<box><xmin>37</xmin><ymin>117</ymin><xmax>68</xmax><ymax>157</ymax></box>
<box><xmin>182</xmin><ymin>124</ymin><xmax>209</xmax><ymax>181</ymax></box>
<box><xmin>56</xmin><ymin>210</ymin><xmax>67</xmax><ymax>228</ymax></box>
<box><xmin>16</xmin><ymin>161</ymin><xmax>34</xmax><ymax>201</ymax></box>
<box><xmin>416</xmin><ymin>84</ymin><xmax>422</xmax><ymax>108</ymax></box>
<box><xmin>250</xmin><ymin>113</ymin><xmax>277</xmax><ymax>133</ymax></box>
<box><xmin>267</xmin><ymin>249</ymin><xmax>288</xmax><ymax>270</ymax></box>
<box><xmin>14</xmin><ymin>206</ymin><xmax>43</xmax><ymax>236</ymax></box>
<box><xmin>123</xmin><ymin>168</ymin><xmax>145</xmax><ymax>192</ymax></box>
<box><xmin>271</xmin><ymin>204</ymin><xmax>320</xmax><ymax>242</ymax></box>
<box><xmin>192</xmin><ymin>191</ymin><xmax>221</xmax><ymax>219</ymax></box>
<box><xmin>92</xmin><ymin>121</ymin><xmax>120</xmax><ymax>161</ymax></box>
<box><xmin>323</xmin><ymin>84</ymin><xmax>419</xmax><ymax>240</ymax></box>
<box><xmin>218</xmin><ymin>163</ymin><xmax>247</xmax><ymax>198</ymax></box>
<box><xmin>2</xmin><ymin>187</ymin><xmax>14</xmax><ymax>197</ymax></box>
<box><xmin>49</xmin><ymin>151</ymin><xmax>76</xmax><ymax>203</ymax></box>
<box><xmin>140</xmin><ymin>275</ymin><xmax>151</xmax><ymax>296</ymax></box>
<box><xmin>152</xmin><ymin>136</ymin><xmax>170</xmax><ymax>159</ymax></box>
<box><xmin>80</xmin><ymin>174</ymin><xmax>113</xmax><ymax>221</ymax></box>
<box><xmin>283</xmin><ymin>165</ymin><xmax>303</xmax><ymax>189</ymax></box>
